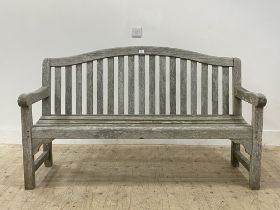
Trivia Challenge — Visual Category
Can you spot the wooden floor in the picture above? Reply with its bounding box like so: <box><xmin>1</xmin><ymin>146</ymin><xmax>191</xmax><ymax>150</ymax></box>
<box><xmin>1</xmin><ymin>144</ymin><xmax>280</xmax><ymax>210</ymax></box>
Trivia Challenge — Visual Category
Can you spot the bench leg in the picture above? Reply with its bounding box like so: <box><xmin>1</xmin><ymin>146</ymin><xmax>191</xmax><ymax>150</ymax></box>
<box><xmin>43</xmin><ymin>142</ymin><xmax>53</xmax><ymax>167</ymax></box>
<box><xmin>249</xmin><ymin>106</ymin><xmax>263</xmax><ymax>190</ymax></box>
<box><xmin>231</xmin><ymin>141</ymin><xmax>240</xmax><ymax>167</ymax></box>
<box><xmin>21</xmin><ymin>107</ymin><xmax>35</xmax><ymax>190</ymax></box>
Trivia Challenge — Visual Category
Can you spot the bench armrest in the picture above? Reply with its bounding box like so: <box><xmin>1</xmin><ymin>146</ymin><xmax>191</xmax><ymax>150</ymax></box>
<box><xmin>18</xmin><ymin>86</ymin><xmax>49</xmax><ymax>107</ymax></box>
<box><xmin>234</xmin><ymin>87</ymin><xmax>267</xmax><ymax>108</ymax></box>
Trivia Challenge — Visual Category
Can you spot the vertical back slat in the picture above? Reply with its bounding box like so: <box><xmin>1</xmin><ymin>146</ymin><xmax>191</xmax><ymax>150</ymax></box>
<box><xmin>55</xmin><ymin>67</ymin><xmax>61</xmax><ymax>115</ymax></box>
<box><xmin>170</xmin><ymin>57</ymin><xmax>176</xmax><ymax>114</ymax></box>
<box><xmin>87</xmin><ymin>61</ymin><xmax>93</xmax><ymax>114</ymax></box>
<box><xmin>76</xmin><ymin>64</ymin><xmax>82</xmax><ymax>114</ymax></box>
<box><xmin>128</xmin><ymin>56</ymin><xmax>135</xmax><ymax>114</ymax></box>
<box><xmin>233</xmin><ymin>58</ymin><xmax>242</xmax><ymax>115</ymax></box>
<box><xmin>222</xmin><ymin>66</ymin><xmax>229</xmax><ymax>114</ymax></box>
<box><xmin>191</xmin><ymin>61</ymin><xmax>197</xmax><ymax>115</ymax></box>
<box><xmin>149</xmin><ymin>55</ymin><xmax>155</xmax><ymax>114</ymax></box>
<box><xmin>97</xmin><ymin>59</ymin><xmax>103</xmax><ymax>114</ymax></box>
<box><xmin>212</xmin><ymin>65</ymin><xmax>218</xmax><ymax>115</ymax></box>
<box><xmin>118</xmin><ymin>56</ymin><xmax>124</xmax><ymax>114</ymax></box>
<box><xmin>65</xmin><ymin>65</ymin><xmax>72</xmax><ymax>115</ymax></box>
<box><xmin>139</xmin><ymin>55</ymin><xmax>145</xmax><ymax>114</ymax></box>
<box><xmin>159</xmin><ymin>56</ymin><xmax>166</xmax><ymax>114</ymax></box>
<box><xmin>42</xmin><ymin>59</ymin><xmax>51</xmax><ymax>115</ymax></box>
<box><xmin>107</xmin><ymin>57</ymin><xmax>114</xmax><ymax>114</ymax></box>
<box><xmin>180</xmin><ymin>59</ymin><xmax>187</xmax><ymax>114</ymax></box>
<box><xmin>201</xmin><ymin>64</ymin><xmax>208</xmax><ymax>115</ymax></box>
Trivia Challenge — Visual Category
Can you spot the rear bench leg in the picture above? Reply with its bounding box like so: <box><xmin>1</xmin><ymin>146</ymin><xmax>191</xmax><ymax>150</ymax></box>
<box><xmin>231</xmin><ymin>141</ymin><xmax>240</xmax><ymax>167</ymax></box>
<box><xmin>43</xmin><ymin>142</ymin><xmax>53</xmax><ymax>167</ymax></box>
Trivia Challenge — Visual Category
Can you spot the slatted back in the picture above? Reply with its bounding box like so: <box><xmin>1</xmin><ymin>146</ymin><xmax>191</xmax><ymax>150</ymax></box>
<box><xmin>42</xmin><ymin>46</ymin><xmax>241</xmax><ymax>116</ymax></box>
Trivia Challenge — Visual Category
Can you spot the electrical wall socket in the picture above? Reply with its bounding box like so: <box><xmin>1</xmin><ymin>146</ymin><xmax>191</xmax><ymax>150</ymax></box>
<box><xmin>132</xmin><ymin>27</ymin><xmax>142</xmax><ymax>38</ymax></box>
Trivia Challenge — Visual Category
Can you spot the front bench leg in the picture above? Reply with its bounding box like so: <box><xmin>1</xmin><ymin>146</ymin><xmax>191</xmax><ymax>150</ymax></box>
<box><xmin>21</xmin><ymin>107</ymin><xmax>35</xmax><ymax>190</ymax></box>
<box><xmin>249</xmin><ymin>106</ymin><xmax>264</xmax><ymax>190</ymax></box>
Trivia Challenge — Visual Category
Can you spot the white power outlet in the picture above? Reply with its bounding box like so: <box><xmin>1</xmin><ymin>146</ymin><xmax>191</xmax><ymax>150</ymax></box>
<box><xmin>132</xmin><ymin>27</ymin><xmax>142</xmax><ymax>38</ymax></box>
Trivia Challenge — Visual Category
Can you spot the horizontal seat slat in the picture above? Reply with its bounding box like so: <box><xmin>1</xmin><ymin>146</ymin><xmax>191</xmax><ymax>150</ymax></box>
<box><xmin>32</xmin><ymin>124</ymin><xmax>252</xmax><ymax>140</ymax></box>
<box><xmin>39</xmin><ymin>115</ymin><xmax>246</xmax><ymax>121</ymax></box>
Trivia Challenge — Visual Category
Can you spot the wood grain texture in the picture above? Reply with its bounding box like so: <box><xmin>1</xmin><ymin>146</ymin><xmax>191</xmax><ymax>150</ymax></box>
<box><xmin>55</xmin><ymin>67</ymin><xmax>61</xmax><ymax>115</ymax></box>
<box><xmin>128</xmin><ymin>55</ymin><xmax>135</xmax><ymax>114</ymax></box>
<box><xmin>222</xmin><ymin>67</ymin><xmax>229</xmax><ymax>115</ymax></box>
<box><xmin>232</xmin><ymin>58</ymin><xmax>242</xmax><ymax>115</ymax></box>
<box><xmin>97</xmin><ymin>59</ymin><xmax>103</xmax><ymax>114</ymax></box>
<box><xmin>180</xmin><ymin>59</ymin><xmax>187</xmax><ymax>115</ymax></box>
<box><xmin>65</xmin><ymin>66</ymin><xmax>72</xmax><ymax>115</ymax></box>
<box><xmin>49</xmin><ymin>46</ymin><xmax>233</xmax><ymax>67</ymax></box>
<box><xmin>118</xmin><ymin>56</ymin><xmax>124</xmax><ymax>114</ymax></box>
<box><xmin>107</xmin><ymin>58</ymin><xmax>114</xmax><ymax>114</ymax></box>
<box><xmin>201</xmin><ymin>64</ymin><xmax>208</xmax><ymax>115</ymax></box>
<box><xmin>159</xmin><ymin>56</ymin><xmax>166</xmax><ymax>114</ymax></box>
<box><xmin>18</xmin><ymin>87</ymin><xmax>49</xmax><ymax>107</ymax></box>
<box><xmin>21</xmin><ymin>107</ymin><xmax>35</xmax><ymax>190</ymax></box>
<box><xmin>249</xmin><ymin>106</ymin><xmax>264</xmax><ymax>190</ymax></box>
<box><xmin>170</xmin><ymin>57</ymin><xmax>176</xmax><ymax>115</ymax></box>
<box><xmin>212</xmin><ymin>66</ymin><xmax>218</xmax><ymax>115</ymax></box>
<box><xmin>42</xmin><ymin>58</ymin><xmax>51</xmax><ymax>115</ymax></box>
<box><xmin>235</xmin><ymin>87</ymin><xmax>267</xmax><ymax>108</ymax></box>
<box><xmin>32</xmin><ymin>124</ymin><xmax>252</xmax><ymax>140</ymax></box>
<box><xmin>149</xmin><ymin>55</ymin><xmax>155</xmax><ymax>114</ymax></box>
<box><xmin>76</xmin><ymin>64</ymin><xmax>83</xmax><ymax>114</ymax></box>
<box><xmin>87</xmin><ymin>61</ymin><xmax>93</xmax><ymax>114</ymax></box>
<box><xmin>139</xmin><ymin>55</ymin><xmax>145</xmax><ymax>114</ymax></box>
<box><xmin>191</xmin><ymin>61</ymin><xmax>197</xmax><ymax>115</ymax></box>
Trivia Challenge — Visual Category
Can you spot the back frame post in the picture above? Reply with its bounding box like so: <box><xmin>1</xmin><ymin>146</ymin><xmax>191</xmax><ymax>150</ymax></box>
<box><xmin>42</xmin><ymin>58</ymin><xmax>51</xmax><ymax>116</ymax></box>
<box><xmin>231</xmin><ymin>58</ymin><xmax>242</xmax><ymax>167</ymax></box>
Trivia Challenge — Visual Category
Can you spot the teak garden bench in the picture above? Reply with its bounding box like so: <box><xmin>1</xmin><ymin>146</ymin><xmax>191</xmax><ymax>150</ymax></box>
<box><xmin>18</xmin><ymin>46</ymin><xmax>267</xmax><ymax>190</ymax></box>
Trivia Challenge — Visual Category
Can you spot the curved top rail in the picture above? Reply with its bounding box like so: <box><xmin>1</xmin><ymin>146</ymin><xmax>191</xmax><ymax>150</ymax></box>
<box><xmin>48</xmin><ymin>46</ymin><xmax>233</xmax><ymax>67</ymax></box>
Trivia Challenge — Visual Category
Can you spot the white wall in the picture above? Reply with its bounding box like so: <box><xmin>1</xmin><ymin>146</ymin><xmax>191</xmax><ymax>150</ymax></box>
<box><xmin>1</xmin><ymin>0</ymin><xmax>280</xmax><ymax>144</ymax></box>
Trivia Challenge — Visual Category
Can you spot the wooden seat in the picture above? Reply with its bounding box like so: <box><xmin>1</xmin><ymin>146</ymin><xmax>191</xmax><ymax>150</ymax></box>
<box><xmin>33</xmin><ymin>115</ymin><xmax>252</xmax><ymax>139</ymax></box>
<box><xmin>18</xmin><ymin>46</ymin><xmax>267</xmax><ymax>190</ymax></box>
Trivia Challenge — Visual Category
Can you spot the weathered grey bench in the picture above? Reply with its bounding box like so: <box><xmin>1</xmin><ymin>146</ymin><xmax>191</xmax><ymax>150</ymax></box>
<box><xmin>18</xmin><ymin>46</ymin><xmax>267</xmax><ymax>190</ymax></box>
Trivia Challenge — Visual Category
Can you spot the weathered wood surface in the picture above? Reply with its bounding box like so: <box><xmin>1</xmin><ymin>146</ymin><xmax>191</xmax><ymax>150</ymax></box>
<box><xmin>159</xmin><ymin>56</ymin><xmax>166</xmax><ymax>114</ymax></box>
<box><xmin>180</xmin><ymin>59</ymin><xmax>187</xmax><ymax>114</ymax></box>
<box><xmin>18</xmin><ymin>47</ymin><xmax>268</xmax><ymax>190</ymax></box>
<box><xmin>149</xmin><ymin>55</ymin><xmax>155</xmax><ymax>114</ymax></box>
<box><xmin>97</xmin><ymin>59</ymin><xmax>103</xmax><ymax>114</ymax></box>
<box><xmin>20</xmin><ymin>106</ymin><xmax>35</xmax><ymax>190</ymax></box>
<box><xmin>235</xmin><ymin>87</ymin><xmax>267</xmax><ymax>108</ymax></box>
<box><xmin>48</xmin><ymin>46</ymin><xmax>234</xmax><ymax>67</ymax></box>
<box><xmin>76</xmin><ymin>64</ymin><xmax>82</xmax><ymax>114</ymax></box>
<box><xmin>87</xmin><ymin>61</ymin><xmax>93</xmax><ymax>114</ymax></box>
<box><xmin>139</xmin><ymin>55</ymin><xmax>145</xmax><ymax>114</ymax></box>
<box><xmin>118</xmin><ymin>56</ymin><xmax>124</xmax><ymax>114</ymax></box>
<box><xmin>201</xmin><ymin>64</ymin><xmax>208</xmax><ymax>115</ymax></box>
<box><xmin>128</xmin><ymin>55</ymin><xmax>135</xmax><ymax>114</ymax></box>
<box><xmin>42</xmin><ymin>58</ymin><xmax>51</xmax><ymax>115</ymax></box>
<box><xmin>191</xmin><ymin>61</ymin><xmax>197</xmax><ymax>115</ymax></box>
<box><xmin>107</xmin><ymin>58</ymin><xmax>114</xmax><ymax>114</ymax></box>
<box><xmin>170</xmin><ymin>57</ymin><xmax>176</xmax><ymax>115</ymax></box>
<box><xmin>212</xmin><ymin>65</ymin><xmax>218</xmax><ymax>115</ymax></box>
<box><xmin>55</xmin><ymin>67</ymin><xmax>61</xmax><ymax>115</ymax></box>
<box><xmin>222</xmin><ymin>67</ymin><xmax>229</xmax><ymax>115</ymax></box>
<box><xmin>249</xmin><ymin>106</ymin><xmax>264</xmax><ymax>190</ymax></box>
<box><xmin>65</xmin><ymin>65</ymin><xmax>72</xmax><ymax>115</ymax></box>
<box><xmin>18</xmin><ymin>86</ymin><xmax>49</xmax><ymax>107</ymax></box>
